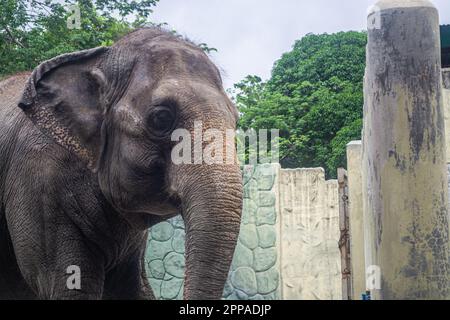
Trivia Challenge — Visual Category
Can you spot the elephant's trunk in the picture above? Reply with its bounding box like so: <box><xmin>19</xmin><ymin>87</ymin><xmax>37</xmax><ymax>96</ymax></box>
<box><xmin>172</xmin><ymin>164</ymin><xmax>242</xmax><ymax>300</ymax></box>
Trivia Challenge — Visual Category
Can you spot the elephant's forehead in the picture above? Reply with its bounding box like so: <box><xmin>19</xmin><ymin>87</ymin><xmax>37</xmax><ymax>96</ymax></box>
<box><xmin>146</xmin><ymin>40</ymin><xmax>204</xmax><ymax>57</ymax></box>
<box><xmin>153</xmin><ymin>79</ymin><xmax>223</xmax><ymax>104</ymax></box>
<box><xmin>140</xmin><ymin>42</ymin><xmax>222</xmax><ymax>86</ymax></box>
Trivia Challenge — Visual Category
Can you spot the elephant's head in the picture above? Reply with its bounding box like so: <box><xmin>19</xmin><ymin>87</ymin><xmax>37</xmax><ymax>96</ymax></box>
<box><xmin>18</xmin><ymin>28</ymin><xmax>243</xmax><ymax>300</ymax></box>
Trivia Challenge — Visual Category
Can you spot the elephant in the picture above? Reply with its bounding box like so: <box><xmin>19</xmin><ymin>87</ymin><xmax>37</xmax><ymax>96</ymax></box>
<box><xmin>0</xmin><ymin>27</ymin><xmax>243</xmax><ymax>300</ymax></box>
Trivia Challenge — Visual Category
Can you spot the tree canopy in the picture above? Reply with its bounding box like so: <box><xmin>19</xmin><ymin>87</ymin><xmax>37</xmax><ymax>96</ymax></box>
<box><xmin>0</xmin><ymin>0</ymin><xmax>160</xmax><ymax>77</ymax></box>
<box><xmin>233</xmin><ymin>31</ymin><xmax>367</xmax><ymax>178</ymax></box>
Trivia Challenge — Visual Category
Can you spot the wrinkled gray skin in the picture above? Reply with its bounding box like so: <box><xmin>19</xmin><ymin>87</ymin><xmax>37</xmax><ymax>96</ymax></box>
<box><xmin>0</xmin><ymin>28</ymin><xmax>242</xmax><ymax>300</ymax></box>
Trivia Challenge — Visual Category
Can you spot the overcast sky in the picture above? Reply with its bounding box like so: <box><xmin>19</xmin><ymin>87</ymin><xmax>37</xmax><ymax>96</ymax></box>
<box><xmin>150</xmin><ymin>0</ymin><xmax>450</xmax><ymax>89</ymax></box>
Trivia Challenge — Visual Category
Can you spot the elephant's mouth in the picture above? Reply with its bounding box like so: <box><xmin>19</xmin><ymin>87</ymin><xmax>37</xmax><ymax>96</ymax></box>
<box><xmin>111</xmin><ymin>192</ymin><xmax>181</xmax><ymax>230</ymax></box>
<box><xmin>114</xmin><ymin>180</ymin><xmax>182</xmax><ymax>216</ymax></box>
<box><xmin>100</xmin><ymin>156</ymin><xmax>182</xmax><ymax>219</ymax></box>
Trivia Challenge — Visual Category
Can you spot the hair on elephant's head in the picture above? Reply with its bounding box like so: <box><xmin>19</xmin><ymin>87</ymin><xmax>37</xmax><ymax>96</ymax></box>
<box><xmin>18</xmin><ymin>28</ymin><xmax>243</xmax><ymax>300</ymax></box>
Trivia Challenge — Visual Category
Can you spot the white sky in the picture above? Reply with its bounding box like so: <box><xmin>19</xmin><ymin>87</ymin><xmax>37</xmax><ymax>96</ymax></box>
<box><xmin>149</xmin><ymin>0</ymin><xmax>450</xmax><ymax>89</ymax></box>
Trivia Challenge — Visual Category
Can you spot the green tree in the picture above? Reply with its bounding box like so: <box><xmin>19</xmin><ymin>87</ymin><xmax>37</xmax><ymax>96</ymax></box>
<box><xmin>234</xmin><ymin>32</ymin><xmax>367</xmax><ymax>178</ymax></box>
<box><xmin>0</xmin><ymin>0</ymin><xmax>159</xmax><ymax>77</ymax></box>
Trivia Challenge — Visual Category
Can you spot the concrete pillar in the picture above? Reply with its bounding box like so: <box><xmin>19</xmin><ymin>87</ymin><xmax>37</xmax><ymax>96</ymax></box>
<box><xmin>346</xmin><ymin>141</ymin><xmax>365</xmax><ymax>300</ymax></box>
<box><xmin>363</xmin><ymin>0</ymin><xmax>450</xmax><ymax>299</ymax></box>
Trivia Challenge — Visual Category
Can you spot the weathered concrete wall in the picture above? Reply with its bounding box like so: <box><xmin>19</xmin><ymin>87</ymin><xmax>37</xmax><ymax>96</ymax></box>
<box><xmin>145</xmin><ymin>164</ymin><xmax>341</xmax><ymax>300</ymax></box>
<box><xmin>278</xmin><ymin>168</ymin><xmax>341</xmax><ymax>300</ymax></box>
<box><xmin>442</xmin><ymin>69</ymin><xmax>450</xmax><ymax>162</ymax></box>
<box><xmin>443</xmin><ymin>69</ymin><xmax>450</xmax><ymax>215</ymax></box>
<box><xmin>363</xmin><ymin>0</ymin><xmax>450</xmax><ymax>299</ymax></box>
<box><xmin>348</xmin><ymin>75</ymin><xmax>450</xmax><ymax>300</ymax></box>
<box><xmin>346</xmin><ymin>141</ymin><xmax>365</xmax><ymax>300</ymax></box>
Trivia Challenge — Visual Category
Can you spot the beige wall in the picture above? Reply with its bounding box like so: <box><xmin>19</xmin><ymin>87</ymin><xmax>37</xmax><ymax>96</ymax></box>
<box><xmin>346</xmin><ymin>141</ymin><xmax>365</xmax><ymax>300</ymax></box>
<box><xmin>278</xmin><ymin>168</ymin><xmax>341</xmax><ymax>300</ymax></box>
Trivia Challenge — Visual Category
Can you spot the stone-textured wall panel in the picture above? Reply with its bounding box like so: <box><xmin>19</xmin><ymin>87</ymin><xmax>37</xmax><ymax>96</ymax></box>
<box><xmin>145</xmin><ymin>164</ymin><xmax>282</xmax><ymax>300</ymax></box>
<box><xmin>145</xmin><ymin>215</ymin><xmax>185</xmax><ymax>300</ymax></box>
<box><xmin>224</xmin><ymin>163</ymin><xmax>281</xmax><ymax>300</ymax></box>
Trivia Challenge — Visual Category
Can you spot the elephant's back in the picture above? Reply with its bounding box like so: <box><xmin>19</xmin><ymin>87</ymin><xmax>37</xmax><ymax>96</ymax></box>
<box><xmin>0</xmin><ymin>73</ymin><xmax>30</xmax><ymax>115</ymax></box>
<box><xmin>0</xmin><ymin>74</ymin><xmax>29</xmax><ymax>162</ymax></box>
<box><xmin>0</xmin><ymin>74</ymin><xmax>27</xmax><ymax>222</ymax></box>
<box><xmin>0</xmin><ymin>72</ymin><xmax>31</xmax><ymax>139</ymax></box>
<box><xmin>0</xmin><ymin>72</ymin><xmax>52</xmax><ymax>201</ymax></box>
<box><xmin>0</xmin><ymin>72</ymin><xmax>30</xmax><ymax>97</ymax></box>
<box><xmin>0</xmin><ymin>73</ymin><xmax>45</xmax><ymax>299</ymax></box>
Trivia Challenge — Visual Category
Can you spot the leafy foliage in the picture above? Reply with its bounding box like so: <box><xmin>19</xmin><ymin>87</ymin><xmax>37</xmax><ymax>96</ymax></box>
<box><xmin>0</xmin><ymin>0</ymin><xmax>159</xmax><ymax>77</ymax></box>
<box><xmin>233</xmin><ymin>32</ymin><xmax>367</xmax><ymax>177</ymax></box>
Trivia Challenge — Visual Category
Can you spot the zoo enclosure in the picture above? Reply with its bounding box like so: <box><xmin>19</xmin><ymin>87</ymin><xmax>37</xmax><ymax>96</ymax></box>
<box><xmin>145</xmin><ymin>1</ymin><xmax>450</xmax><ymax>300</ymax></box>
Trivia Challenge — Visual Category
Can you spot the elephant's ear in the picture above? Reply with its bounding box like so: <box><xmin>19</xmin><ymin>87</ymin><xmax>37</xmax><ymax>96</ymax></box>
<box><xmin>18</xmin><ymin>47</ymin><xmax>109</xmax><ymax>170</ymax></box>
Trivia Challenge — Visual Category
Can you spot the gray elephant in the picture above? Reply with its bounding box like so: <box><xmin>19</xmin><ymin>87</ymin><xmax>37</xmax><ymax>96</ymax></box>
<box><xmin>0</xmin><ymin>28</ymin><xmax>242</xmax><ymax>300</ymax></box>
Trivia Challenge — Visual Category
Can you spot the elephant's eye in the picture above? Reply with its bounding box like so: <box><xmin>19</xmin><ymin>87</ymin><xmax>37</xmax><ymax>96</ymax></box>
<box><xmin>148</xmin><ymin>106</ymin><xmax>177</xmax><ymax>137</ymax></box>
